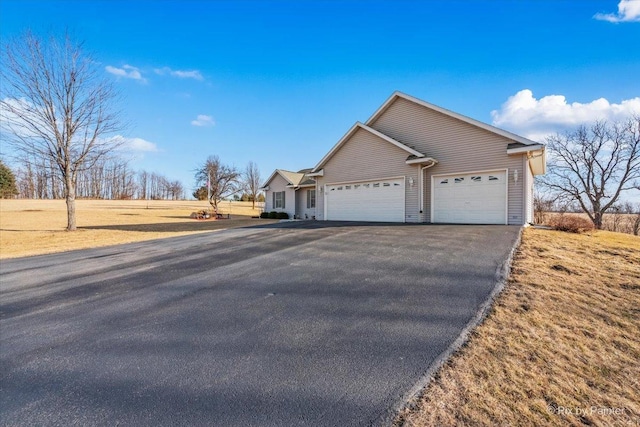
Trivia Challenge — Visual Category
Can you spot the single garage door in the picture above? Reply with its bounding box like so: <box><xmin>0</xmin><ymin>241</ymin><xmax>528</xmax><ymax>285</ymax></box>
<box><xmin>325</xmin><ymin>178</ymin><xmax>405</xmax><ymax>222</ymax></box>
<box><xmin>433</xmin><ymin>170</ymin><xmax>507</xmax><ymax>224</ymax></box>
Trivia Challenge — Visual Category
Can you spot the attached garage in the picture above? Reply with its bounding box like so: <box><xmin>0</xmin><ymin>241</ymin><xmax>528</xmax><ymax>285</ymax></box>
<box><xmin>432</xmin><ymin>170</ymin><xmax>507</xmax><ymax>224</ymax></box>
<box><xmin>325</xmin><ymin>177</ymin><xmax>405</xmax><ymax>222</ymax></box>
<box><xmin>263</xmin><ymin>92</ymin><xmax>546</xmax><ymax>226</ymax></box>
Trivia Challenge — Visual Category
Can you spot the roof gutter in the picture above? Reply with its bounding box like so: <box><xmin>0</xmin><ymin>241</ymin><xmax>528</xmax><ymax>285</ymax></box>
<box><xmin>419</xmin><ymin>159</ymin><xmax>438</xmax><ymax>214</ymax></box>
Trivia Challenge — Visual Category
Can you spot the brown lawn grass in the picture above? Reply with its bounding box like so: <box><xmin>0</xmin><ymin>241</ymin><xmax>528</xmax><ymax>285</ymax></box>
<box><xmin>398</xmin><ymin>228</ymin><xmax>640</xmax><ymax>426</ymax></box>
<box><xmin>0</xmin><ymin>199</ymin><xmax>274</xmax><ymax>259</ymax></box>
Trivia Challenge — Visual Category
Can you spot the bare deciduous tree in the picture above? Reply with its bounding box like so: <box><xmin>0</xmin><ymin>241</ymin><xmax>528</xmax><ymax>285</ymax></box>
<box><xmin>0</xmin><ymin>31</ymin><xmax>122</xmax><ymax>230</ymax></box>
<box><xmin>194</xmin><ymin>155</ymin><xmax>240</xmax><ymax>212</ymax></box>
<box><xmin>541</xmin><ymin>118</ymin><xmax>640</xmax><ymax>229</ymax></box>
<box><xmin>244</xmin><ymin>161</ymin><xmax>261</xmax><ymax>209</ymax></box>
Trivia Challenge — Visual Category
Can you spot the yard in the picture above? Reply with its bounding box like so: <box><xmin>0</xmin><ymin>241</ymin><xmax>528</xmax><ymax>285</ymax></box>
<box><xmin>398</xmin><ymin>227</ymin><xmax>640</xmax><ymax>426</ymax></box>
<box><xmin>0</xmin><ymin>199</ymin><xmax>271</xmax><ymax>259</ymax></box>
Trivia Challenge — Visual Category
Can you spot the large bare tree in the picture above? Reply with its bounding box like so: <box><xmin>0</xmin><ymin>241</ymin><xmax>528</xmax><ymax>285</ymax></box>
<box><xmin>541</xmin><ymin>117</ymin><xmax>640</xmax><ymax>229</ymax></box>
<box><xmin>0</xmin><ymin>31</ymin><xmax>122</xmax><ymax>230</ymax></box>
<box><xmin>194</xmin><ymin>155</ymin><xmax>240</xmax><ymax>212</ymax></box>
<box><xmin>243</xmin><ymin>161</ymin><xmax>261</xmax><ymax>209</ymax></box>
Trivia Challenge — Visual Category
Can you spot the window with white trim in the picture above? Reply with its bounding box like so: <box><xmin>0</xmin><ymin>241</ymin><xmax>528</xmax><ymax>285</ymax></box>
<box><xmin>306</xmin><ymin>189</ymin><xmax>316</xmax><ymax>209</ymax></box>
<box><xmin>273</xmin><ymin>191</ymin><xmax>285</xmax><ymax>209</ymax></box>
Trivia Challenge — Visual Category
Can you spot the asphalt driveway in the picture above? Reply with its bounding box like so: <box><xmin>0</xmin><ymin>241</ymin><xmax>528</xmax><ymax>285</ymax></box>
<box><xmin>0</xmin><ymin>222</ymin><xmax>520</xmax><ymax>426</ymax></box>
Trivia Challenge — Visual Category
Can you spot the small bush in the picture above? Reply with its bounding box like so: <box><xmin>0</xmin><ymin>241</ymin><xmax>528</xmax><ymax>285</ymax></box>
<box><xmin>276</xmin><ymin>212</ymin><xmax>289</xmax><ymax>219</ymax></box>
<box><xmin>268</xmin><ymin>211</ymin><xmax>277</xmax><ymax>219</ymax></box>
<box><xmin>260</xmin><ymin>212</ymin><xmax>270</xmax><ymax>219</ymax></box>
<box><xmin>548</xmin><ymin>215</ymin><xmax>595</xmax><ymax>233</ymax></box>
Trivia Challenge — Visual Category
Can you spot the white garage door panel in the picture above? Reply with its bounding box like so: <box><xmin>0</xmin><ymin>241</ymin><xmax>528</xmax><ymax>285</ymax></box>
<box><xmin>433</xmin><ymin>171</ymin><xmax>506</xmax><ymax>224</ymax></box>
<box><xmin>326</xmin><ymin>178</ymin><xmax>404</xmax><ymax>222</ymax></box>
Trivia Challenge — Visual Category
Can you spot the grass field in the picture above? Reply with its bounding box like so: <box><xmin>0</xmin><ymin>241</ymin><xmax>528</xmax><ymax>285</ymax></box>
<box><xmin>0</xmin><ymin>199</ymin><xmax>272</xmax><ymax>258</ymax></box>
<box><xmin>398</xmin><ymin>228</ymin><xmax>640</xmax><ymax>426</ymax></box>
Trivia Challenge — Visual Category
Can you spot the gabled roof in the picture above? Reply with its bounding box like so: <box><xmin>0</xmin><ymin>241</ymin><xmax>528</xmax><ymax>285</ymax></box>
<box><xmin>260</xmin><ymin>168</ymin><xmax>316</xmax><ymax>190</ymax></box>
<box><xmin>312</xmin><ymin>122</ymin><xmax>425</xmax><ymax>172</ymax></box>
<box><xmin>261</xmin><ymin>169</ymin><xmax>303</xmax><ymax>188</ymax></box>
<box><xmin>367</xmin><ymin>91</ymin><xmax>542</xmax><ymax>147</ymax></box>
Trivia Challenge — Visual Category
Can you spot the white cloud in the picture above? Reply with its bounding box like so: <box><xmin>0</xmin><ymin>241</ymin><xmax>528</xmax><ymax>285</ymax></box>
<box><xmin>0</xmin><ymin>97</ymin><xmax>40</xmax><ymax>139</ymax></box>
<box><xmin>191</xmin><ymin>114</ymin><xmax>215</xmax><ymax>127</ymax></box>
<box><xmin>594</xmin><ymin>0</ymin><xmax>640</xmax><ymax>22</ymax></box>
<box><xmin>112</xmin><ymin>136</ymin><xmax>158</xmax><ymax>152</ymax></box>
<box><xmin>491</xmin><ymin>89</ymin><xmax>640</xmax><ymax>142</ymax></box>
<box><xmin>154</xmin><ymin>67</ymin><xmax>204</xmax><ymax>81</ymax></box>
<box><xmin>105</xmin><ymin>65</ymin><xmax>146</xmax><ymax>82</ymax></box>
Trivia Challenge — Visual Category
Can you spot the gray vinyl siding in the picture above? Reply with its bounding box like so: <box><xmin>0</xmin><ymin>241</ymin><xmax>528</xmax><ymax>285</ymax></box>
<box><xmin>369</xmin><ymin>97</ymin><xmax>527</xmax><ymax>225</ymax></box>
<box><xmin>264</xmin><ymin>174</ymin><xmax>296</xmax><ymax>218</ymax></box>
<box><xmin>315</xmin><ymin>127</ymin><xmax>420</xmax><ymax>222</ymax></box>
<box><xmin>296</xmin><ymin>188</ymin><xmax>317</xmax><ymax>219</ymax></box>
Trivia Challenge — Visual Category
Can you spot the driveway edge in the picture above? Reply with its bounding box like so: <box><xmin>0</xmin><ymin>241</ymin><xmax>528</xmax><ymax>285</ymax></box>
<box><xmin>380</xmin><ymin>226</ymin><xmax>525</xmax><ymax>427</ymax></box>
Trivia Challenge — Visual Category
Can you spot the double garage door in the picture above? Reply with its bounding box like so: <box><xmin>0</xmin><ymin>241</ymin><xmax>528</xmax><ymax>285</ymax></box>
<box><xmin>324</xmin><ymin>171</ymin><xmax>507</xmax><ymax>224</ymax></box>
<box><xmin>325</xmin><ymin>178</ymin><xmax>404</xmax><ymax>222</ymax></box>
<box><xmin>432</xmin><ymin>170</ymin><xmax>507</xmax><ymax>224</ymax></box>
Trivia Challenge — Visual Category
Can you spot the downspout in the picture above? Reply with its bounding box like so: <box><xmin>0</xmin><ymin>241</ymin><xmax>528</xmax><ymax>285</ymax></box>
<box><xmin>420</xmin><ymin>161</ymin><xmax>437</xmax><ymax>219</ymax></box>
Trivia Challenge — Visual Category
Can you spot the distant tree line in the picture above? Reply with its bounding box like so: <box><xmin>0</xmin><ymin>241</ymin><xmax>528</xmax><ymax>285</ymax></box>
<box><xmin>7</xmin><ymin>156</ymin><xmax>185</xmax><ymax>200</ymax></box>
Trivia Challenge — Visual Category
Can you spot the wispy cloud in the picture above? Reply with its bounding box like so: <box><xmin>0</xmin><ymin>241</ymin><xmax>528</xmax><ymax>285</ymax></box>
<box><xmin>105</xmin><ymin>65</ymin><xmax>146</xmax><ymax>82</ymax></box>
<box><xmin>594</xmin><ymin>0</ymin><xmax>640</xmax><ymax>22</ymax></box>
<box><xmin>491</xmin><ymin>89</ymin><xmax>640</xmax><ymax>142</ymax></box>
<box><xmin>191</xmin><ymin>114</ymin><xmax>215</xmax><ymax>127</ymax></box>
<box><xmin>111</xmin><ymin>136</ymin><xmax>159</xmax><ymax>152</ymax></box>
<box><xmin>154</xmin><ymin>67</ymin><xmax>204</xmax><ymax>81</ymax></box>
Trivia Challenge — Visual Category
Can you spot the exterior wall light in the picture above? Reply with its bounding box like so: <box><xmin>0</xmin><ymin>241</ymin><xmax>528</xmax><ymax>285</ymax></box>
<box><xmin>514</xmin><ymin>169</ymin><xmax>519</xmax><ymax>183</ymax></box>
<box><xmin>408</xmin><ymin>176</ymin><xmax>415</xmax><ymax>187</ymax></box>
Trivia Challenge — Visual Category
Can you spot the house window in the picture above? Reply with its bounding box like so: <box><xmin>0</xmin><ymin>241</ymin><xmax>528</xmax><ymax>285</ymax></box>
<box><xmin>471</xmin><ymin>176</ymin><xmax>481</xmax><ymax>182</ymax></box>
<box><xmin>383</xmin><ymin>182</ymin><xmax>390</xmax><ymax>187</ymax></box>
<box><xmin>273</xmin><ymin>191</ymin><xmax>285</xmax><ymax>209</ymax></box>
<box><xmin>454</xmin><ymin>177</ymin><xmax>464</xmax><ymax>183</ymax></box>
<box><xmin>345</xmin><ymin>185</ymin><xmax>351</xmax><ymax>190</ymax></box>
<box><xmin>440</xmin><ymin>179</ymin><xmax>448</xmax><ymax>184</ymax></box>
<box><xmin>489</xmin><ymin>176</ymin><xmax>499</xmax><ymax>181</ymax></box>
<box><xmin>373</xmin><ymin>183</ymin><xmax>380</xmax><ymax>188</ymax></box>
<box><xmin>307</xmin><ymin>189</ymin><xmax>316</xmax><ymax>209</ymax></box>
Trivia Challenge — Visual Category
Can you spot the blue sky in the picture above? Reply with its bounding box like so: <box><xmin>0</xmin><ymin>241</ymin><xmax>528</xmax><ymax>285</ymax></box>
<box><xmin>1</xmin><ymin>0</ymin><xmax>639</xmax><ymax>197</ymax></box>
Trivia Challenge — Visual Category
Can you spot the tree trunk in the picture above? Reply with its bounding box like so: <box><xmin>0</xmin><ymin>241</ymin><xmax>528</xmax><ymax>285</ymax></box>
<box><xmin>593</xmin><ymin>211</ymin><xmax>603</xmax><ymax>230</ymax></box>
<box><xmin>66</xmin><ymin>178</ymin><xmax>77</xmax><ymax>231</ymax></box>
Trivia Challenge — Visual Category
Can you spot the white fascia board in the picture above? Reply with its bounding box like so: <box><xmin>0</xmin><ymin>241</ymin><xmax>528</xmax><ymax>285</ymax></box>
<box><xmin>259</xmin><ymin>185</ymin><xmax>270</xmax><ymax>191</ymax></box>
<box><xmin>367</xmin><ymin>91</ymin><xmax>541</xmax><ymax>147</ymax></box>
<box><xmin>306</xmin><ymin>169</ymin><xmax>324</xmax><ymax>177</ymax></box>
<box><xmin>285</xmin><ymin>184</ymin><xmax>314</xmax><ymax>189</ymax></box>
<box><xmin>507</xmin><ymin>144</ymin><xmax>545</xmax><ymax>155</ymax></box>
<box><xmin>406</xmin><ymin>157</ymin><xmax>438</xmax><ymax>165</ymax></box>
<box><xmin>312</xmin><ymin>122</ymin><xmax>424</xmax><ymax>172</ymax></box>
